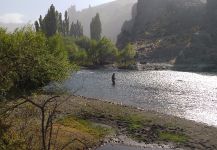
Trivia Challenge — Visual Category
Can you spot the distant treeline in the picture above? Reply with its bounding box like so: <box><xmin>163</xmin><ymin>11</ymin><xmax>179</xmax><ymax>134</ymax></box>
<box><xmin>34</xmin><ymin>4</ymin><xmax>136</xmax><ymax>67</ymax></box>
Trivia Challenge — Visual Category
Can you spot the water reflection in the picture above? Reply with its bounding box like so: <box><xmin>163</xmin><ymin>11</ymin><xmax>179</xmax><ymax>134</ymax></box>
<box><xmin>60</xmin><ymin>70</ymin><xmax>217</xmax><ymax>127</ymax></box>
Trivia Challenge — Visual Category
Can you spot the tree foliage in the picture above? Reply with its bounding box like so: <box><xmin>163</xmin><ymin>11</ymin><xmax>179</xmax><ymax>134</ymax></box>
<box><xmin>74</xmin><ymin>37</ymin><xmax>118</xmax><ymax>65</ymax></box>
<box><xmin>63</xmin><ymin>11</ymin><xmax>70</xmax><ymax>36</ymax></box>
<box><xmin>90</xmin><ymin>13</ymin><xmax>102</xmax><ymax>41</ymax></box>
<box><xmin>119</xmin><ymin>43</ymin><xmax>136</xmax><ymax>65</ymax></box>
<box><xmin>95</xmin><ymin>37</ymin><xmax>118</xmax><ymax>65</ymax></box>
<box><xmin>34</xmin><ymin>21</ymin><xmax>40</xmax><ymax>32</ymax></box>
<box><xmin>64</xmin><ymin>36</ymin><xmax>119</xmax><ymax>66</ymax></box>
<box><xmin>0</xmin><ymin>27</ymin><xmax>72</xmax><ymax>98</ymax></box>
<box><xmin>69</xmin><ymin>20</ymin><xmax>83</xmax><ymax>38</ymax></box>
<box><xmin>35</xmin><ymin>5</ymin><xmax>70</xmax><ymax>37</ymax></box>
<box><xmin>57</xmin><ymin>13</ymin><xmax>63</xmax><ymax>34</ymax></box>
<box><xmin>64</xmin><ymin>37</ymin><xmax>88</xmax><ymax>66</ymax></box>
<box><xmin>74</xmin><ymin>36</ymin><xmax>93</xmax><ymax>51</ymax></box>
<box><xmin>43</xmin><ymin>4</ymin><xmax>58</xmax><ymax>37</ymax></box>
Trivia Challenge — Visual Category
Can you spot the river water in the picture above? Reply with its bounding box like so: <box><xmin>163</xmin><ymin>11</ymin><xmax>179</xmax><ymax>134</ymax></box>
<box><xmin>58</xmin><ymin>69</ymin><xmax>217</xmax><ymax>127</ymax></box>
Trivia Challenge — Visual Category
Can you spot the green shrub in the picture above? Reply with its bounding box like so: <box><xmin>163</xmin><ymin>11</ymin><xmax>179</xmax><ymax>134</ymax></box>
<box><xmin>64</xmin><ymin>36</ymin><xmax>90</xmax><ymax>66</ymax></box>
<box><xmin>96</xmin><ymin>37</ymin><xmax>118</xmax><ymax>65</ymax></box>
<box><xmin>0</xmin><ymin>27</ymin><xmax>72</xmax><ymax>98</ymax></box>
<box><xmin>118</xmin><ymin>43</ymin><xmax>136</xmax><ymax>67</ymax></box>
<box><xmin>66</xmin><ymin>36</ymin><xmax>119</xmax><ymax>66</ymax></box>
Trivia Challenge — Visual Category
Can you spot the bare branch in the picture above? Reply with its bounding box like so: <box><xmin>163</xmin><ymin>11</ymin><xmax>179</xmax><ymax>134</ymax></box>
<box><xmin>42</xmin><ymin>96</ymin><xmax>60</xmax><ymax>108</ymax></box>
<box><xmin>53</xmin><ymin>125</ymin><xmax>61</xmax><ymax>150</ymax></box>
<box><xmin>47</xmin><ymin>118</ymin><xmax>53</xmax><ymax>150</ymax></box>
<box><xmin>0</xmin><ymin>100</ymin><xmax>28</xmax><ymax>116</ymax></box>
<box><xmin>45</xmin><ymin>101</ymin><xmax>58</xmax><ymax>137</ymax></box>
<box><xmin>21</xmin><ymin>96</ymin><xmax>42</xmax><ymax>109</ymax></box>
<box><xmin>1</xmin><ymin>92</ymin><xmax>83</xmax><ymax>150</ymax></box>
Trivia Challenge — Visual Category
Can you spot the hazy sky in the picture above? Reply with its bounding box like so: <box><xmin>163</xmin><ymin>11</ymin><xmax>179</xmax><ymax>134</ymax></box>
<box><xmin>0</xmin><ymin>0</ymin><xmax>114</xmax><ymax>24</ymax></box>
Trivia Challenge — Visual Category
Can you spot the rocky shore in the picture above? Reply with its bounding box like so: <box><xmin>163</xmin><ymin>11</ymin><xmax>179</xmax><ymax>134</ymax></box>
<box><xmin>4</xmin><ymin>95</ymin><xmax>217</xmax><ymax>150</ymax></box>
<box><xmin>97</xmin><ymin>135</ymin><xmax>183</xmax><ymax>150</ymax></box>
<box><xmin>58</xmin><ymin>95</ymin><xmax>217</xmax><ymax>150</ymax></box>
<box><xmin>83</xmin><ymin>63</ymin><xmax>217</xmax><ymax>72</ymax></box>
<box><xmin>123</xmin><ymin>63</ymin><xmax>217</xmax><ymax>72</ymax></box>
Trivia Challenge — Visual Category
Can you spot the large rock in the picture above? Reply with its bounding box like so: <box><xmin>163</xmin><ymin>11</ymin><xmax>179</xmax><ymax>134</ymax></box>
<box><xmin>116</xmin><ymin>0</ymin><xmax>217</xmax><ymax>69</ymax></box>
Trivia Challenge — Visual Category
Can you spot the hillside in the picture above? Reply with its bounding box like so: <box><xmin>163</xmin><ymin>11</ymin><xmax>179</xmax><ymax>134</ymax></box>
<box><xmin>117</xmin><ymin>0</ymin><xmax>217</xmax><ymax>71</ymax></box>
<box><xmin>68</xmin><ymin>0</ymin><xmax>137</xmax><ymax>42</ymax></box>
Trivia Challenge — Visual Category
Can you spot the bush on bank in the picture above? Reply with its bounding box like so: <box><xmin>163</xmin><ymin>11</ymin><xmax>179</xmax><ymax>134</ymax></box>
<box><xmin>0</xmin><ymin>27</ymin><xmax>72</xmax><ymax>99</ymax></box>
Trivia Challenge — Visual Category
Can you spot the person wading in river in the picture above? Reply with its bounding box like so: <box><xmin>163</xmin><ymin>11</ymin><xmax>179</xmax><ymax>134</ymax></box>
<box><xmin>112</xmin><ymin>73</ymin><xmax>116</xmax><ymax>85</ymax></box>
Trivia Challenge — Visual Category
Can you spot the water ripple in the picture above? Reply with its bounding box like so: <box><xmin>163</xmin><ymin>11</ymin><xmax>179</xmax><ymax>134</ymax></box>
<box><xmin>59</xmin><ymin>70</ymin><xmax>217</xmax><ymax>127</ymax></box>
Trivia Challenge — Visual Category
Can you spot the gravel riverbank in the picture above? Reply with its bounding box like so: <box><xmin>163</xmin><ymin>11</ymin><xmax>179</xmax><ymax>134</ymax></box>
<box><xmin>57</xmin><ymin>95</ymin><xmax>217</xmax><ymax>150</ymax></box>
<box><xmin>4</xmin><ymin>95</ymin><xmax>216</xmax><ymax>150</ymax></box>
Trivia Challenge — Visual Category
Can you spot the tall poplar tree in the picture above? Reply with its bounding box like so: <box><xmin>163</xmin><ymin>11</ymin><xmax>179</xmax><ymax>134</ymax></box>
<box><xmin>57</xmin><ymin>13</ymin><xmax>63</xmax><ymax>34</ymax></box>
<box><xmin>34</xmin><ymin>21</ymin><xmax>40</xmax><ymax>32</ymax></box>
<box><xmin>70</xmin><ymin>20</ymin><xmax>83</xmax><ymax>38</ymax></box>
<box><xmin>43</xmin><ymin>4</ymin><xmax>58</xmax><ymax>37</ymax></box>
<box><xmin>35</xmin><ymin>5</ymin><xmax>70</xmax><ymax>37</ymax></box>
<box><xmin>90</xmin><ymin>13</ymin><xmax>102</xmax><ymax>41</ymax></box>
<box><xmin>63</xmin><ymin>11</ymin><xmax>69</xmax><ymax>36</ymax></box>
<box><xmin>38</xmin><ymin>15</ymin><xmax>44</xmax><ymax>31</ymax></box>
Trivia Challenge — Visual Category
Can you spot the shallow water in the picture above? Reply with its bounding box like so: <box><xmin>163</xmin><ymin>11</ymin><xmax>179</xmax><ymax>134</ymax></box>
<box><xmin>57</xmin><ymin>70</ymin><xmax>217</xmax><ymax>126</ymax></box>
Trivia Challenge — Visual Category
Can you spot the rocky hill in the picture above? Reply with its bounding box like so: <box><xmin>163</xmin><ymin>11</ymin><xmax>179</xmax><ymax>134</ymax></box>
<box><xmin>68</xmin><ymin>0</ymin><xmax>137</xmax><ymax>42</ymax></box>
<box><xmin>117</xmin><ymin>0</ymin><xmax>217</xmax><ymax>70</ymax></box>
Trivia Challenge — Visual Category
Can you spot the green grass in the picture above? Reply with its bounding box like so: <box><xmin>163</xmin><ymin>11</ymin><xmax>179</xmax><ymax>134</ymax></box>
<box><xmin>120</xmin><ymin>114</ymin><xmax>152</xmax><ymax>130</ymax></box>
<box><xmin>55</xmin><ymin>116</ymin><xmax>113</xmax><ymax>149</ymax></box>
<box><xmin>125</xmin><ymin>115</ymin><xmax>144</xmax><ymax>131</ymax></box>
<box><xmin>159</xmin><ymin>131</ymin><xmax>188</xmax><ymax>143</ymax></box>
<box><xmin>58</xmin><ymin>116</ymin><xmax>111</xmax><ymax>139</ymax></box>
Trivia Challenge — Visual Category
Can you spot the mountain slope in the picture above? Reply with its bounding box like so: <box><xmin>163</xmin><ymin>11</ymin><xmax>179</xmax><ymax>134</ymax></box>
<box><xmin>68</xmin><ymin>0</ymin><xmax>137</xmax><ymax>42</ymax></box>
<box><xmin>117</xmin><ymin>0</ymin><xmax>217</xmax><ymax>70</ymax></box>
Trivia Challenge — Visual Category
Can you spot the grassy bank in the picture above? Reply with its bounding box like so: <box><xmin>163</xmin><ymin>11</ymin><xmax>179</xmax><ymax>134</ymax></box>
<box><xmin>1</xmin><ymin>95</ymin><xmax>217</xmax><ymax>150</ymax></box>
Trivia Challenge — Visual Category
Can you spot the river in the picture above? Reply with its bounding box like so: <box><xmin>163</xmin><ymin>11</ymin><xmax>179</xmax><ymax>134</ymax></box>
<box><xmin>55</xmin><ymin>69</ymin><xmax>217</xmax><ymax>127</ymax></box>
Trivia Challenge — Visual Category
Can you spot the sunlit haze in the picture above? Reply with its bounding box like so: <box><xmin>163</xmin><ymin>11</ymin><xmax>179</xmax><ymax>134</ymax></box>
<box><xmin>0</xmin><ymin>0</ymin><xmax>115</xmax><ymax>23</ymax></box>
